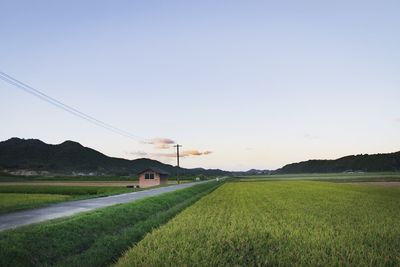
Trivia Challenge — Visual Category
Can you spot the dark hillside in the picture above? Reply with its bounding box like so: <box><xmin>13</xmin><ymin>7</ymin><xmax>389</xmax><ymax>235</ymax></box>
<box><xmin>276</xmin><ymin>151</ymin><xmax>400</xmax><ymax>173</ymax></box>
<box><xmin>0</xmin><ymin>138</ymin><xmax>229</xmax><ymax>177</ymax></box>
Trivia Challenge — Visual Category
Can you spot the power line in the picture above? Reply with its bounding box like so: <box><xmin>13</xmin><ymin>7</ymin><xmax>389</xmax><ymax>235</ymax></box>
<box><xmin>0</xmin><ymin>71</ymin><xmax>145</xmax><ymax>141</ymax></box>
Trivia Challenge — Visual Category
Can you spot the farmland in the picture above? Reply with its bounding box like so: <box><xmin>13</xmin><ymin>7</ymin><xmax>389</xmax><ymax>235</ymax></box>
<box><xmin>236</xmin><ymin>171</ymin><xmax>400</xmax><ymax>182</ymax></box>
<box><xmin>116</xmin><ymin>181</ymin><xmax>400</xmax><ymax>266</ymax></box>
<box><xmin>0</xmin><ymin>184</ymin><xmax>136</xmax><ymax>214</ymax></box>
<box><xmin>0</xmin><ymin>193</ymin><xmax>72</xmax><ymax>214</ymax></box>
<box><xmin>0</xmin><ymin>181</ymin><xmax>221</xmax><ymax>267</ymax></box>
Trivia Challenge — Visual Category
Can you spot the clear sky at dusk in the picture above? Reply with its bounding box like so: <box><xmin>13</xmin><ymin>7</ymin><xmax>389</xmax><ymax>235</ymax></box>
<box><xmin>1</xmin><ymin>0</ymin><xmax>399</xmax><ymax>170</ymax></box>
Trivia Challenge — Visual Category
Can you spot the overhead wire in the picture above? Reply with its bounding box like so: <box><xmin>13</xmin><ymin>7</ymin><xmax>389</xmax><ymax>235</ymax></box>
<box><xmin>0</xmin><ymin>71</ymin><xmax>145</xmax><ymax>142</ymax></box>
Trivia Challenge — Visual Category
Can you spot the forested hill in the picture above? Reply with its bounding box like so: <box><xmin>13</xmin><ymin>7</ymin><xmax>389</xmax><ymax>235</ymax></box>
<box><xmin>276</xmin><ymin>151</ymin><xmax>400</xmax><ymax>173</ymax></box>
<box><xmin>0</xmin><ymin>138</ymin><xmax>228</xmax><ymax>177</ymax></box>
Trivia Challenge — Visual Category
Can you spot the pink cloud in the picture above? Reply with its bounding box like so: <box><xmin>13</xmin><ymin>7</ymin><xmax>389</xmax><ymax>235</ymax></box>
<box><xmin>143</xmin><ymin>137</ymin><xmax>175</xmax><ymax>149</ymax></box>
<box><xmin>128</xmin><ymin>150</ymin><xmax>148</xmax><ymax>157</ymax></box>
<box><xmin>154</xmin><ymin>150</ymin><xmax>213</xmax><ymax>158</ymax></box>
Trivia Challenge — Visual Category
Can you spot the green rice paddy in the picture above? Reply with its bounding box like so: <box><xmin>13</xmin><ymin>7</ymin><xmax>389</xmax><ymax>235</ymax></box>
<box><xmin>0</xmin><ymin>185</ymin><xmax>134</xmax><ymax>214</ymax></box>
<box><xmin>116</xmin><ymin>181</ymin><xmax>400</xmax><ymax>266</ymax></box>
<box><xmin>0</xmin><ymin>193</ymin><xmax>72</xmax><ymax>214</ymax></box>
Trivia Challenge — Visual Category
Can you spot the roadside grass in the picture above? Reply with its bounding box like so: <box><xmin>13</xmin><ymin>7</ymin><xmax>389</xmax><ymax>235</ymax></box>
<box><xmin>0</xmin><ymin>193</ymin><xmax>72</xmax><ymax>214</ymax></box>
<box><xmin>0</xmin><ymin>181</ymin><xmax>221</xmax><ymax>267</ymax></box>
<box><xmin>0</xmin><ymin>185</ymin><xmax>136</xmax><ymax>214</ymax></box>
<box><xmin>0</xmin><ymin>185</ymin><xmax>134</xmax><ymax>196</ymax></box>
<box><xmin>0</xmin><ymin>174</ymin><xmax>202</xmax><ymax>182</ymax></box>
<box><xmin>236</xmin><ymin>172</ymin><xmax>400</xmax><ymax>182</ymax></box>
<box><xmin>115</xmin><ymin>181</ymin><xmax>400</xmax><ymax>267</ymax></box>
<box><xmin>0</xmin><ymin>175</ymin><xmax>136</xmax><ymax>182</ymax></box>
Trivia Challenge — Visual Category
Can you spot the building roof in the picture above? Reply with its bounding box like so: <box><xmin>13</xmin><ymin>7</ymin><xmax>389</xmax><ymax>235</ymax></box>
<box><xmin>138</xmin><ymin>168</ymin><xmax>169</xmax><ymax>175</ymax></box>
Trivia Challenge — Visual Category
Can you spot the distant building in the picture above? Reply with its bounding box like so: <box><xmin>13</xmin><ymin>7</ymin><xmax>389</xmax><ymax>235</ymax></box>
<box><xmin>138</xmin><ymin>168</ymin><xmax>169</xmax><ymax>188</ymax></box>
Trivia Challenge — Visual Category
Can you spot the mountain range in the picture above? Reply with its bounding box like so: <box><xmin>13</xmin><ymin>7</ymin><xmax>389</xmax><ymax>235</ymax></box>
<box><xmin>0</xmin><ymin>138</ymin><xmax>399</xmax><ymax>177</ymax></box>
<box><xmin>0</xmin><ymin>138</ymin><xmax>229</xmax><ymax>177</ymax></box>
<box><xmin>275</xmin><ymin>151</ymin><xmax>400</xmax><ymax>173</ymax></box>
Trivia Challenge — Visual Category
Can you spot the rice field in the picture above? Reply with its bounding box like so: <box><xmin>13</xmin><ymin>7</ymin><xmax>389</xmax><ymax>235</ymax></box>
<box><xmin>236</xmin><ymin>172</ymin><xmax>400</xmax><ymax>182</ymax></box>
<box><xmin>0</xmin><ymin>185</ymin><xmax>135</xmax><ymax>214</ymax></box>
<box><xmin>0</xmin><ymin>193</ymin><xmax>72</xmax><ymax>214</ymax></box>
<box><xmin>0</xmin><ymin>185</ymin><xmax>133</xmax><ymax>195</ymax></box>
<box><xmin>115</xmin><ymin>181</ymin><xmax>400</xmax><ymax>266</ymax></box>
<box><xmin>0</xmin><ymin>181</ymin><xmax>221</xmax><ymax>267</ymax></box>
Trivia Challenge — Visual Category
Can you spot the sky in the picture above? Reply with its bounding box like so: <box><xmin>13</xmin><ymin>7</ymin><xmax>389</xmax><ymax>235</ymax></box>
<box><xmin>1</xmin><ymin>0</ymin><xmax>399</xmax><ymax>171</ymax></box>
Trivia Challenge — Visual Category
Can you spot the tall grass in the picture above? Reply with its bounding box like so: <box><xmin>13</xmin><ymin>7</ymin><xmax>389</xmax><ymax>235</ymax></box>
<box><xmin>236</xmin><ymin>171</ymin><xmax>400</xmax><ymax>182</ymax></box>
<box><xmin>0</xmin><ymin>185</ymin><xmax>136</xmax><ymax>214</ymax></box>
<box><xmin>0</xmin><ymin>185</ymin><xmax>133</xmax><ymax>196</ymax></box>
<box><xmin>0</xmin><ymin>193</ymin><xmax>72</xmax><ymax>214</ymax></box>
<box><xmin>115</xmin><ymin>181</ymin><xmax>400</xmax><ymax>267</ymax></box>
<box><xmin>0</xmin><ymin>181</ymin><xmax>220</xmax><ymax>267</ymax></box>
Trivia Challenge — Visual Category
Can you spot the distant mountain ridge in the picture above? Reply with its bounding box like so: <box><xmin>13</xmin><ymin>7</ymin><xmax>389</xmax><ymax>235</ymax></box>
<box><xmin>276</xmin><ymin>151</ymin><xmax>400</xmax><ymax>173</ymax></box>
<box><xmin>232</xmin><ymin>169</ymin><xmax>272</xmax><ymax>176</ymax></box>
<box><xmin>0</xmin><ymin>138</ymin><xmax>229</xmax><ymax>177</ymax></box>
<box><xmin>1</xmin><ymin>138</ymin><xmax>399</xmax><ymax>176</ymax></box>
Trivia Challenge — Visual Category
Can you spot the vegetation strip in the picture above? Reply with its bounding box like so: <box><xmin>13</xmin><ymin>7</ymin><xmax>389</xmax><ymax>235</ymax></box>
<box><xmin>0</xmin><ymin>193</ymin><xmax>72</xmax><ymax>214</ymax></box>
<box><xmin>0</xmin><ymin>185</ymin><xmax>136</xmax><ymax>214</ymax></box>
<box><xmin>0</xmin><ymin>181</ymin><xmax>221</xmax><ymax>267</ymax></box>
<box><xmin>236</xmin><ymin>172</ymin><xmax>400</xmax><ymax>182</ymax></box>
<box><xmin>0</xmin><ymin>185</ymin><xmax>135</xmax><ymax>195</ymax></box>
<box><xmin>115</xmin><ymin>181</ymin><xmax>400</xmax><ymax>267</ymax></box>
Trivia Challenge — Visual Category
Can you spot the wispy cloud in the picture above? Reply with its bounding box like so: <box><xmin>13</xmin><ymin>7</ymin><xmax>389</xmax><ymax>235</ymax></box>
<box><xmin>154</xmin><ymin>150</ymin><xmax>213</xmax><ymax>158</ymax></box>
<box><xmin>127</xmin><ymin>150</ymin><xmax>148</xmax><ymax>157</ymax></box>
<box><xmin>396</xmin><ymin>117</ymin><xmax>400</xmax><ymax>123</ymax></box>
<box><xmin>304</xmin><ymin>134</ymin><xmax>319</xmax><ymax>140</ymax></box>
<box><xmin>143</xmin><ymin>138</ymin><xmax>175</xmax><ymax>149</ymax></box>
<box><xmin>181</xmin><ymin>150</ymin><xmax>213</xmax><ymax>157</ymax></box>
<box><xmin>133</xmin><ymin>138</ymin><xmax>212</xmax><ymax>159</ymax></box>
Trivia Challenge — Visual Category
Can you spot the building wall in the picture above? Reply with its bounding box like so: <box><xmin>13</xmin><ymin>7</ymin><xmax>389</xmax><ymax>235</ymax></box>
<box><xmin>159</xmin><ymin>175</ymin><xmax>168</xmax><ymax>185</ymax></box>
<box><xmin>139</xmin><ymin>172</ymin><xmax>164</xmax><ymax>188</ymax></box>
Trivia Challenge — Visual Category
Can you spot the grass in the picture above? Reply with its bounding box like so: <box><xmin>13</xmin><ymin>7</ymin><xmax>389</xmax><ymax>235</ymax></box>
<box><xmin>236</xmin><ymin>171</ymin><xmax>400</xmax><ymax>182</ymax></box>
<box><xmin>0</xmin><ymin>193</ymin><xmax>72</xmax><ymax>214</ymax></box>
<box><xmin>115</xmin><ymin>181</ymin><xmax>400</xmax><ymax>267</ymax></box>
<box><xmin>0</xmin><ymin>174</ymin><xmax>203</xmax><ymax>182</ymax></box>
<box><xmin>0</xmin><ymin>185</ymin><xmax>136</xmax><ymax>214</ymax></box>
<box><xmin>0</xmin><ymin>185</ymin><xmax>134</xmax><ymax>196</ymax></box>
<box><xmin>0</xmin><ymin>175</ymin><xmax>137</xmax><ymax>182</ymax></box>
<box><xmin>0</xmin><ymin>180</ymin><xmax>221</xmax><ymax>267</ymax></box>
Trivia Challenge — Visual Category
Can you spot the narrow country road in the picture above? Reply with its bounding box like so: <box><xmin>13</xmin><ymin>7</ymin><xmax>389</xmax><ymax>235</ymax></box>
<box><xmin>0</xmin><ymin>180</ymin><xmax>211</xmax><ymax>232</ymax></box>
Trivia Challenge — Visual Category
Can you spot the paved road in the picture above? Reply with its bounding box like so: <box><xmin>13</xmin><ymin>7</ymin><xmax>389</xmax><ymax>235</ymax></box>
<box><xmin>0</xmin><ymin>181</ymin><xmax>210</xmax><ymax>232</ymax></box>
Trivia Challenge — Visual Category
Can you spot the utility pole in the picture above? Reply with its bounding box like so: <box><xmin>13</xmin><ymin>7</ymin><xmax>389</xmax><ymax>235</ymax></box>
<box><xmin>173</xmin><ymin>144</ymin><xmax>182</xmax><ymax>184</ymax></box>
